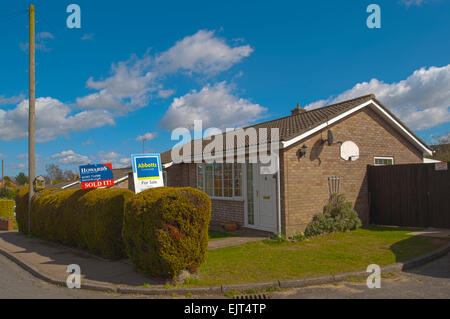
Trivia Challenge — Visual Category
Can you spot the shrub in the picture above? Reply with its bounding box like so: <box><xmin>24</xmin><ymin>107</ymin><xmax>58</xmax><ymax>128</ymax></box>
<box><xmin>0</xmin><ymin>199</ymin><xmax>15</xmax><ymax>219</ymax></box>
<box><xmin>16</xmin><ymin>187</ymin><xmax>133</xmax><ymax>259</ymax></box>
<box><xmin>0</xmin><ymin>187</ymin><xmax>17</xmax><ymax>200</ymax></box>
<box><xmin>15</xmin><ymin>186</ymin><xmax>29</xmax><ymax>232</ymax></box>
<box><xmin>123</xmin><ymin>187</ymin><xmax>211</xmax><ymax>279</ymax></box>
<box><xmin>304</xmin><ymin>194</ymin><xmax>362</xmax><ymax>238</ymax></box>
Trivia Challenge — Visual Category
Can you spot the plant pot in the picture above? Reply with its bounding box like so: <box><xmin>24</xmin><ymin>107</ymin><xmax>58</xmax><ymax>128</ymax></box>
<box><xmin>223</xmin><ymin>221</ymin><xmax>238</xmax><ymax>232</ymax></box>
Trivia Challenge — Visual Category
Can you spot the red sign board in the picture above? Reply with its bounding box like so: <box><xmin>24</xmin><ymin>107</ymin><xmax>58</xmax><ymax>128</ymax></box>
<box><xmin>79</xmin><ymin>163</ymin><xmax>115</xmax><ymax>190</ymax></box>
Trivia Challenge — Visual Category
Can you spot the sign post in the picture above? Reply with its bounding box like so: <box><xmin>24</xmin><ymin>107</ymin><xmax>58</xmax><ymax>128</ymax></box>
<box><xmin>131</xmin><ymin>154</ymin><xmax>164</xmax><ymax>193</ymax></box>
<box><xmin>79</xmin><ymin>163</ymin><xmax>114</xmax><ymax>189</ymax></box>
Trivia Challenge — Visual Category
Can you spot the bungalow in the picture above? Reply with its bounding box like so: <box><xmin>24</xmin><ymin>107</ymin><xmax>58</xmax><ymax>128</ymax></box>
<box><xmin>47</xmin><ymin>94</ymin><xmax>432</xmax><ymax>237</ymax></box>
<box><xmin>159</xmin><ymin>94</ymin><xmax>432</xmax><ymax>236</ymax></box>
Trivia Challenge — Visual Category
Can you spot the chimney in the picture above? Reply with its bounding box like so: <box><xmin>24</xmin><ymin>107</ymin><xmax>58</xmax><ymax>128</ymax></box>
<box><xmin>291</xmin><ymin>103</ymin><xmax>306</xmax><ymax>116</ymax></box>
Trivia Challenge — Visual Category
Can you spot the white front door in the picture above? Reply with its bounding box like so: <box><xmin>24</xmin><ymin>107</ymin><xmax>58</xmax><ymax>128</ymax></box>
<box><xmin>246</xmin><ymin>164</ymin><xmax>277</xmax><ymax>231</ymax></box>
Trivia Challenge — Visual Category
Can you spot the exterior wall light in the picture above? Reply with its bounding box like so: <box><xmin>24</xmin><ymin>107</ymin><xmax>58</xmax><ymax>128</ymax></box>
<box><xmin>297</xmin><ymin>144</ymin><xmax>308</xmax><ymax>159</ymax></box>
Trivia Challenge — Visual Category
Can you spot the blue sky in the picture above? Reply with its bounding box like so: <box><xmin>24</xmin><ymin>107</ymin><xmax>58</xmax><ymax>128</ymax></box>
<box><xmin>0</xmin><ymin>0</ymin><xmax>449</xmax><ymax>176</ymax></box>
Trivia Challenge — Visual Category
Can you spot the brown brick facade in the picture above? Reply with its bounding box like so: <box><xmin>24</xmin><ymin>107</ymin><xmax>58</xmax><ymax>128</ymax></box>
<box><xmin>281</xmin><ymin>107</ymin><xmax>423</xmax><ymax>236</ymax></box>
<box><xmin>163</xmin><ymin>106</ymin><xmax>424</xmax><ymax>235</ymax></box>
<box><xmin>210</xmin><ymin>199</ymin><xmax>245</xmax><ymax>226</ymax></box>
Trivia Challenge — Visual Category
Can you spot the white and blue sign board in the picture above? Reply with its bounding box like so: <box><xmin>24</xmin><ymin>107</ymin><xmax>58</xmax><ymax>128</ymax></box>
<box><xmin>131</xmin><ymin>154</ymin><xmax>164</xmax><ymax>193</ymax></box>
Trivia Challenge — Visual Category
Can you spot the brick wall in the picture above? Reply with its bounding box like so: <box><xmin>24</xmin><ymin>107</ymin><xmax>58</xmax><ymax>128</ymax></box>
<box><xmin>210</xmin><ymin>199</ymin><xmax>245</xmax><ymax>226</ymax></box>
<box><xmin>282</xmin><ymin>107</ymin><xmax>423</xmax><ymax>236</ymax></box>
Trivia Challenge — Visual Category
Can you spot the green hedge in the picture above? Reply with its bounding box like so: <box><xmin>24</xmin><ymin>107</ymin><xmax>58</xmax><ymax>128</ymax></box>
<box><xmin>123</xmin><ymin>187</ymin><xmax>211</xmax><ymax>279</ymax></box>
<box><xmin>0</xmin><ymin>199</ymin><xmax>15</xmax><ymax>219</ymax></box>
<box><xmin>16</xmin><ymin>188</ymin><xmax>133</xmax><ymax>259</ymax></box>
<box><xmin>15</xmin><ymin>186</ymin><xmax>30</xmax><ymax>231</ymax></box>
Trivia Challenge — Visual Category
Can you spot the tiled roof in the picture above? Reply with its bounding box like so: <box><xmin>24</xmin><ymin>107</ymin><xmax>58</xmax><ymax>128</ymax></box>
<box><xmin>160</xmin><ymin>94</ymin><xmax>430</xmax><ymax>163</ymax></box>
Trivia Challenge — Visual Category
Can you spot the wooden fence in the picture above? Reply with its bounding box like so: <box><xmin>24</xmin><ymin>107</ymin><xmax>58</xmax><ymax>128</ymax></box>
<box><xmin>368</xmin><ymin>163</ymin><xmax>450</xmax><ymax>229</ymax></box>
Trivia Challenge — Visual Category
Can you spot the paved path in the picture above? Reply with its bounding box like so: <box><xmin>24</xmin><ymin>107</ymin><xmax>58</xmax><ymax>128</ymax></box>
<box><xmin>208</xmin><ymin>236</ymin><xmax>266</xmax><ymax>250</ymax></box>
<box><xmin>0</xmin><ymin>231</ymin><xmax>163</xmax><ymax>287</ymax></box>
<box><xmin>0</xmin><ymin>253</ymin><xmax>114</xmax><ymax>299</ymax></box>
<box><xmin>0</xmin><ymin>253</ymin><xmax>223</xmax><ymax>299</ymax></box>
<box><xmin>274</xmin><ymin>252</ymin><xmax>450</xmax><ymax>299</ymax></box>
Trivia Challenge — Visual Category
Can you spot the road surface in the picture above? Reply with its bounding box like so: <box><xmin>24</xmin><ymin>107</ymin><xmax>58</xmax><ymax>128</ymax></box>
<box><xmin>274</xmin><ymin>252</ymin><xmax>450</xmax><ymax>299</ymax></box>
<box><xmin>1</xmin><ymin>251</ymin><xmax>449</xmax><ymax>299</ymax></box>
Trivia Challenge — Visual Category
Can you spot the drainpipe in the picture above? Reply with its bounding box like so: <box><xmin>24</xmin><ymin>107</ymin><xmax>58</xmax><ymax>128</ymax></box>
<box><xmin>276</xmin><ymin>154</ymin><xmax>282</xmax><ymax>235</ymax></box>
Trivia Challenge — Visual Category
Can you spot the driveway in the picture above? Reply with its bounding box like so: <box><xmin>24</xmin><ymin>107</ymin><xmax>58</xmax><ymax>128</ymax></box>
<box><xmin>274</xmin><ymin>252</ymin><xmax>450</xmax><ymax>299</ymax></box>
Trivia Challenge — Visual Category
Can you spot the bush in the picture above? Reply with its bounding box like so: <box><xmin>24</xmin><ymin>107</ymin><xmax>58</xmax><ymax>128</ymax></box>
<box><xmin>16</xmin><ymin>187</ymin><xmax>133</xmax><ymax>259</ymax></box>
<box><xmin>123</xmin><ymin>187</ymin><xmax>211</xmax><ymax>279</ymax></box>
<box><xmin>15</xmin><ymin>186</ymin><xmax>29</xmax><ymax>232</ymax></box>
<box><xmin>0</xmin><ymin>199</ymin><xmax>15</xmax><ymax>219</ymax></box>
<box><xmin>0</xmin><ymin>187</ymin><xmax>17</xmax><ymax>200</ymax></box>
<box><xmin>304</xmin><ymin>194</ymin><xmax>362</xmax><ymax>238</ymax></box>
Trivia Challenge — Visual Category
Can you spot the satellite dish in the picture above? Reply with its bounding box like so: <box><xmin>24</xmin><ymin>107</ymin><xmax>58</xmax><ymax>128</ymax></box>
<box><xmin>327</xmin><ymin>130</ymin><xmax>334</xmax><ymax>146</ymax></box>
<box><xmin>340</xmin><ymin>141</ymin><xmax>359</xmax><ymax>161</ymax></box>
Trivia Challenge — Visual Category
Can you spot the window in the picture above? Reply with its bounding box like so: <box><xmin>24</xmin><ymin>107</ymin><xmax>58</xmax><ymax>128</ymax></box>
<box><xmin>213</xmin><ymin>163</ymin><xmax>223</xmax><ymax>197</ymax></box>
<box><xmin>197</xmin><ymin>165</ymin><xmax>204</xmax><ymax>191</ymax></box>
<box><xmin>223</xmin><ymin>163</ymin><xmax>233</xmax><ymax>197</ymax></box>
<box><xmin>197</xmin><ymin>163</ymin><xmax>243</xmax><ymax>199</ymax></box>
<box><xmin>374</xmin><ymin>157</ymin><xmax>394</xmax><ymax>166</ymax></box>
<box><xmin>205</xmin><ymin>164</ymin><xmax>214</xmax><ymax>196</ymax></box>
<box><xmin>234</xmin><ymin>163</ymin><xmax>242</xmax><ymax>197</ymax></box>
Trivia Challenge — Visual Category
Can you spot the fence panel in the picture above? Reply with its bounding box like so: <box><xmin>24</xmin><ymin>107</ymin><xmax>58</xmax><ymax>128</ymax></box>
<box><xmin>368</xmin><ymin>163</ymin><xmax>449</xmax><ymax>229</ymax></box>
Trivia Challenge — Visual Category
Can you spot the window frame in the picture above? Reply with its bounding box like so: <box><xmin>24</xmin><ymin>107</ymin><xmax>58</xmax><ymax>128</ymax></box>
<box><xmin>197</xmin><ymin>163</ymin><xmax>244</xmax><ymax>200</ymax></box>
<box><xmin>374</xmin><ymin>156</ymin><xmax>394</xmax><ymax>166</ymax></box>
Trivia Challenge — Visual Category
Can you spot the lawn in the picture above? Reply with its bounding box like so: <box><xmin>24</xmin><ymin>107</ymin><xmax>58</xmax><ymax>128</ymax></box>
<box><xmin>187</xmin><ymin>226</ymin><xmax>449</xmax><ymax>286</ymax></box>
<box><xmin>208</xmin><ymin>229</ymin><xmax>236</xmax><ymax>241</ymax></box>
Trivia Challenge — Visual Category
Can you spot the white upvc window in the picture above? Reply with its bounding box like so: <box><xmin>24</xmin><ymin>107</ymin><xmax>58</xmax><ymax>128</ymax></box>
<box><xmin>197</xmin><ymin>163</ymin><xmax>243</xmax><ymax>199</ymax></box>
<box><xmin>374</xmin><ymin>156</ymin><xmax>394</xmax><ymax>166</ymax></box>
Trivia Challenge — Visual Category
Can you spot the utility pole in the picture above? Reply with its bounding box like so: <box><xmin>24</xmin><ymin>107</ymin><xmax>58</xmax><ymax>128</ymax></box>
<box><xmin>1</xmin><ymin>160</ymin><xmax>4</xmax><ymax>191</ymax></box>
<box><xmin>142</xmin><ymin>139</ymin><xmax>146</xmax><ymax>154</ymax></box>
<box><xmin>28</xmin><ymin>4</ymin><xmax>36</xmax><ymax>233</ymax></box>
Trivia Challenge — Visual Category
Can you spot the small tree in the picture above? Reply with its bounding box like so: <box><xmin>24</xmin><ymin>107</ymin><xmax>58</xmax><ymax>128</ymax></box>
<box><xmin>15</xmin><ymin>172</ymin><xmax>29</xmax><ymax>185</ymax></box>
<box><xmin>45</xmin><ymin>164</ymin><xmax>64</xmax><ymax>184</ymax></box>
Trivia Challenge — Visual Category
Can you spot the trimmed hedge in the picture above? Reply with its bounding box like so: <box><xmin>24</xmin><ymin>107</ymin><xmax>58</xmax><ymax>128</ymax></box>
<box><xmin>0</xmin><ymin>199</ymin><xmax>15</xmax><ymax>219</ymax></box>
<box><xmin>123</xmin><ymin>187</ymin><xmax>211</xmax><ymax>279</ymax></box>
<box><xmin>15</xmin><ymin>186</ymin><xmax>29</xmax><ymax>231</ymax></box>
<box><xmin>16</xmin><ymin>188</ymin><xmax>133</xmax><ymax>259</ymax></box>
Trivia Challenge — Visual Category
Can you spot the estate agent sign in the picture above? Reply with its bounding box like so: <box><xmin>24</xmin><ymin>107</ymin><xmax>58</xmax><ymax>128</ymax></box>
<box><xmin>79</xmin><ymin>163</ymin><xmax>114</xmax><ymax>189</ymax></box>
<box><xmin>131</xmin><ymin>154</ymin><xmax>164</xmax><ymax>193</ymax></box>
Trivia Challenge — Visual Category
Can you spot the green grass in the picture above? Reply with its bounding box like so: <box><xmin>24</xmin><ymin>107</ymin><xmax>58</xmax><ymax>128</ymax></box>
<box><xmin>185</xmin><ymin>226</ymin><xmax>449</xmax><ymax>286</ymax></box>
<box><xmin>208</xmin><ymin>229</ymin><xmax>236</xmax><ymax>240</ymax></box>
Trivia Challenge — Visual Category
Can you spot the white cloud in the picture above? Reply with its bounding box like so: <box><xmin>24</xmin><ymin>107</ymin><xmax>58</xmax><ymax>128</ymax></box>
<box><xmin>4</xmin><ymin>30</ymin><xmax>254</xmax><ymax>143</ymax></box>
<box><xmin>159</xmin><ymin>82</ymin><xmax>267</xmax><ymax>130</ymax></box>
<box><xmin>0</xmin><ymin>97</ymin><xmax>116</xmax><ymax>142</ymax></box>
<box><xmin>76</xmin><ymin>30</ymin><xmax>252</xmax><ymax>110</ymax></box>
<box><xmin>305</xmin><ymin>65</ymin><xmax>450</xmax><ymax>131</ymax></box>
<box><xmin>98</xmin><ymin>151</ymin><xmax>131</xmax><ymax>168</ymax></box>
<box><xmin>430</xmin><ymin>132</ymin><xmax>450</xmax><ymax>145</ymax></box>
<box><xmin>0</xmin><ymin>94</ymin><xmax>26</xmax><ymax>106</ymax></box>
<box><xmin>401</xmin><ymin>0</ymin><xmax>426</xmax><ymax>7</ymax></box>
<box><xmin>76</xmin><ymin>55</ymin><xmax>156</xmax><ymax>111</ymax></box>
<box><xmin>82</xmin><ymin>139</ymin><xmax>94</xmax><ymax>146</ymax></box>
<box><xmin>136</xmin><ymin>132</ymin><xmax>157</xmax><ymax>141</ymax></box>
<box><xmin>50</xmin><ymin>150</ymin><xmax>90</xmax><ymax>165</ymax></box>
<box><xmin>155</xmin><ymin>30</ymin><xmax>253</xmax><ymax>75</ymax></box>
<box><xmin>81</xmin><ymin>33</ymin><xmax>94</xmax><ymax>40</ymax></box>
<box><xmin>20</xmin><ymin>31</ymin><xmax>54</xmax><ymax>52</ymax></box>
<box><xmin>158</xmin><ymin>89</ymin><xmax>175</xmax><ymax>98</ymax></box>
